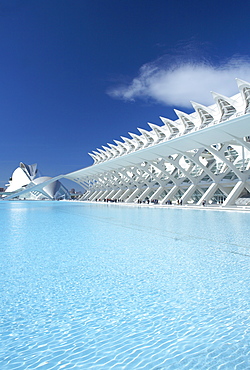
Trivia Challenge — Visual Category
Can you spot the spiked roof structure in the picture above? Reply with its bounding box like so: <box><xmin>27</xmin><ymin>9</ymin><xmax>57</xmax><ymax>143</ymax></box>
<box><xmin>87</xmin><ymin>78</ymin><xmax>249</xmax><ymax>165</ymax></box>
<box><xmin>4</xmin><ymin>78</ymin><xmax>250</xmax><ymax>207</ymax></box>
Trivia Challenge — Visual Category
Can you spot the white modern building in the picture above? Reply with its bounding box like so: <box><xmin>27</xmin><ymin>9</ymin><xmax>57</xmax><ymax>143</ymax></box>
<box><xmin>64</xmin><ymin>78</ymin><xmax>250</xmax><ymax>207</ymax></box>
<box><xmin>3</xmin><ymin>78</ymin><xmax>250</xmax><ymax>207</ymax></box>
<box><xmin>3</xmin><ymin>162</ymin><xmax>70</xmax><ymax>200</ymax></box>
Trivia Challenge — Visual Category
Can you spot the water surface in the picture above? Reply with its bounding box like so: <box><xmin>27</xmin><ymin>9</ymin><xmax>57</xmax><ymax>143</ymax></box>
<box><xmin>1</xmin><ymin>201</ymin><xmax>250</xmax><ymax>369</ymax></box>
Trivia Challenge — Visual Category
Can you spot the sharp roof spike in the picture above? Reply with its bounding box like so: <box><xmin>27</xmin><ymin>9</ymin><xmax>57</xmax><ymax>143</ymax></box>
<box><xmin>129</xmin><ymin>132</ymin><xmax>141</xmax><ymax>141</ymax></box>
<box><xmin>114</xmin><ymin>139</ymin><xmax>121</xmax><ymax>145</ymax></box>
<box><xmin>149</xmin><ymin>122</ymin><xmax>165</xmax><ymax>133</ymax></box>
<box><xmin>163</xmin><ymin>112</ymin><xmax>185</xmax><ymax>135</ymax></box>
<box><xmin>127</xmin><ymin>132</ymin><xmax>144</xmax><ymax>149</ymax></box>
<box><xmin>107</xmin><ymin>143</ymin><xmax>119</xmax><ymax>151</ymax></box>
<box><xmin>129</xmin><ymin>132</ymin><xmax>143</xmax><ymax>140</ymax></box>
<box><xmin>137</xmin><ymin>128</ymin><xmax>148</xmax><ymax>134</ymax></box>
<box><xmin>211</xmin><ymin>91</ymin><xmax>239</xmax><ymax>122</ymax></box>
<box><xmin>92</xmin><ymin>150</ymin><xmax>104</xmax><ymax>162</ymax></box>
<box><xmin>128</xmin><ymin>132</ymin><xmax>135</xmax><ymax>139</ymax></box>
<box><xmin>236</xmin><ymin>78</ymin><xmax>250</xmax><ymax>103</ymax></box>
<box><xmin>138</xmin><ymin>128</ymin><xmax>155</xmax><ymax>140</ymax></box>
<box><xmin>102</xmin><ymin>145</ymin><xmax>111</xmax><ymax>152</ymax></box>
<box><xmin>146</xmin><ymin>121</ymin><xmax>152</xmax><ymax>128</ymax></box>
<box><xmin>190</xmin><ymin>101</ymin><xmax>215</xmax><ymax>128</ymax></box>
<box><xmin>129</xmin><ymin>133</ymin><xmax>138</xmax><ymax>139</ymax></box>
<box><xmin>211</xmin><ymin>91</ymin><xmax>233</xmax><ymax>101</ymax></box>
<box><xmin>88</xmin><ymin>153</ymin><xmax>98</xmax><ymax>163</ymax></box>
<box><xmin>92</xmin><ymin>153</ymin><xmax>99</xmax><ymax>159</ymax></box>
<box><xmin>114</xmin><ymin>139</ymin><xmax>127</xmax><ymax>152</ymax></box>
<box><xmin>148</xmin><ymin>123</ymin><xmax>168</xmax><ymax>142</ymax></box>
<box><xmin>159</xmin><ymin>116</ymin><xmax>174</xmax><ymax>123</ymax></box>
<box><xmin>97</xmin><ymin>148</ymin><xmax>108</xmax><ymax>158</ymax></box>
<box><xmin>120</xmin><ymin>136</ymin><xmax>129</xmax><ymax>142</ymax></box>
<box><xmin>160</xmin><ymin>117</ymin><xmax>180</xmax><ymax>129</ymax></box>
<box><xmin>102</xmin><ymin>146</ymin><xmax>114</xmax><ymax>158</ymax></box>
<box><xmin>211</xmin><ymin>91</ymin><xmax>239</xmax><ymax>105</ymax></box>
<box><xmin>136</xmin><ymin>131</ymin><xmax>155</xmax><ymax>150</ymax></box>
<box><xmin>174</xmin><ymin>109</ymin><xmax>195</xmax><ymax>123</ymax></box>
<box><xmin>148</xmin><ymin>122</ymin><xmax>160</xmax><ymax>128</ymax></box>
<box><xmin>141</xmin><ymin>126</ymin><xmax>153</xmax><ymax>134</ymax></box>
<box><xmin>190</xmin><ymin>100</ymin><xmax>215</xmax><ymax>113</ymax></box>
<box><xmin>211</xmin><ymin>91</ymin><xmax>221</xmax><ymax>99</ymax></box>
<box><xmin>174</xmin><ymin>109</ymin><xmax>191</xmax><ymax>118</ymax></box>
<box><xmin>93</xmin><ymin>153</ymin><xmax>99</xmax><ymax>158</ymax></box>
<box><xmin>147</xmin><ymin>122</ymin><xmax>155</xmax><ymax>130</ymax></box>
<box><xmin>236</xmin><ymin>78</ymin><xmax>250</xmax><ymax>87</ymax></box>
<box><xmin>236</xmin><ymin>79</ymin><xmax>250</xmax><ymax>114</ymax></box>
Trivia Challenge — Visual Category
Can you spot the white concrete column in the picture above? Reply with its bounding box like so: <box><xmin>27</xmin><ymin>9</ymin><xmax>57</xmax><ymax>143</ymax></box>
<box><xmin>139</xmin><ymin>187</ymin><xmax>154</xmax><ymax>201</ymax></box>
<box><xmin>105</xmin><ymin>188</ymin><xmax>120</xmax><ymax>199</ymax></box>
<box><xmin>120</xmin><ymin>188</ymin><xmax>134</xmax><ymax>201</ymax></box>
<box><xmin>89</xmin><ymin>190</ymin><xmax>103</xmax><ymax>201</ymax></box>
<box><xmin>222</xmin><ymin>181</ymin><xmax>245</xmax><ymax>207</ymax></box>
<box><xmin>80</xmin><ymin>190</ymin><xmax>91</xmax><ymax>200</ymax></box>
<box><xmin>181</xmin><ymin>184</ymin><xmax>197</xmax><ymax>204</ymax></box>
<box><xmin>126</xmin><ymin>187</ymin><xmax>142</xmax><ymax>203</ymax></box>
<box><xmin>112</xmin><ymin>188</ymin><xmax>127</xmax><ymax>200</ymax></box>
<box><xmin>197</xmin><ymin>183</ymin><xmax>218</xmax><ymax>205</ymax></box>
<box><xmin>161</xmin><ymin>186</ymin><xmax>179</xmax><ymax>204</ymax></box>
<box><xmin>149</xmin><ymin>186</ymin><xmax>165</xmax><ymax>201</ymax></box>
<box><xmin>99</xmin><ymin>189</ymin><xmax>113</xmax><ymax>200</ymax></box>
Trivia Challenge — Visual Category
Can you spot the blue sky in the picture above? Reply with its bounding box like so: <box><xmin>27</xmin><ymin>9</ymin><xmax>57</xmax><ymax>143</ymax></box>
<box><xmin>1</xmin><ymin>0</ymin><xmax>250</xmax><ymax>189</ymax></box>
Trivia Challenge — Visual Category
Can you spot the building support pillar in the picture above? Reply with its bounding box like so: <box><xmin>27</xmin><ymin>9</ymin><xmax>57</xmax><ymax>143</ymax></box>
<box><xmin>181</xmin><ymin>184</ymin><xmax>197</xmax><ymax>204</ymax></box>
<box><xmin>222</xmin><ymin>181</ymin><xmax>245</xmax><ymax>207</ymax></box>
<box><xmin>112</xmin><ymin>188</ymin><xmax>126</xmax><ymax>200</ymax></box>
<box><xmin>138</xmin><ymin>187</ymin><xmax>154</xmax><ymax>202</ymax></box>
<box><xmin>120</xmin><ymin>188</ymin><xmax>134</xmax><ymax>201</ymax></box>
<box><xmin>126</xmin><ymin>187</ymin><xmax>143</xmax><ymax>203</ymax></box>
<box><xmin>148</xmin><ymin>186</ymin><xmax>165</xmax><ymax>201</ymax></box>
<box><xmin>88</xmin><ymin>190</ymin><xmax>102</xmax><ymax>201</ymax></box>
<box><xmin>197</xmin><ymin>183</ymin><xmax>218</xmax><ymax>205</ymax></box>
<box><xmin>161</xmin><ymin>186</ymin><xmax>180</xmax><ymax>204</ymax></box>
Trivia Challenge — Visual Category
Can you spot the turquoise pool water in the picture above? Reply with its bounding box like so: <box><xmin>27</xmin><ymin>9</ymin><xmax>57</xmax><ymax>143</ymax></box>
<box><xmin>1</xmin><ymin>201</ymin><xmax>250</xmax><ymax>369</ymax></box>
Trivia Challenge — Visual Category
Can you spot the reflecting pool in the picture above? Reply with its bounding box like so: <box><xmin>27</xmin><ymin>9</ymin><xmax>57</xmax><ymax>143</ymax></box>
<box><xmin>1</xmin><ymin>201</ymin><xmax>250</xmax><ymax>369</ymax></box>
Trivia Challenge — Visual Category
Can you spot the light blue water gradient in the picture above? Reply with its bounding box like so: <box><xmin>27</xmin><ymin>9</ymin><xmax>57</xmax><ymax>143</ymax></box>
<box><xmin>1</xmin><ymin>201</ymin><xmax>250</xmax><ymax>369</ymax></box>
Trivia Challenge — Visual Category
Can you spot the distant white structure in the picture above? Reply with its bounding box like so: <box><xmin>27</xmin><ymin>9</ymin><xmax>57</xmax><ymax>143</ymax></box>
<box><xmin>64</xmin><ymin>78</ymin><xmax>250</xmax><ymax>207</ymax></box>
<box><xmin>4</xmin><ymin>162</ymin><xmax>70</xmax><ymax>200</ymax></box>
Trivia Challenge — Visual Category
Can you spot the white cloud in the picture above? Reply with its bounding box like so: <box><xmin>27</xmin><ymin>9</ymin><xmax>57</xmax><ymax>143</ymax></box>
<box><xmin>107</xmin><ymin>56</ymin><xmax>250</xmax><ymax>108</ymax></box>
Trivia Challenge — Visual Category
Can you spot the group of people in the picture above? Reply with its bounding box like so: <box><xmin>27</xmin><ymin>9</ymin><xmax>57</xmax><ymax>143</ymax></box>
<box><xmin>137</xmin><ymin>199</ymin><xmax>151</xmax><ymax>204</ymax></box>
<box><xmin>94</xmin><ymin>197</ymin><xmax>208</xmax><ymax>206</ymax></box>
<box><xmin>166</xmin><ymin>199</ymin><xmax>182</xmax><ymax>205</ymax></box>
<box><xmin>95</xmin><ymin>198</ymin><xmax>124</xmax><ymax>203</ymax></box>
